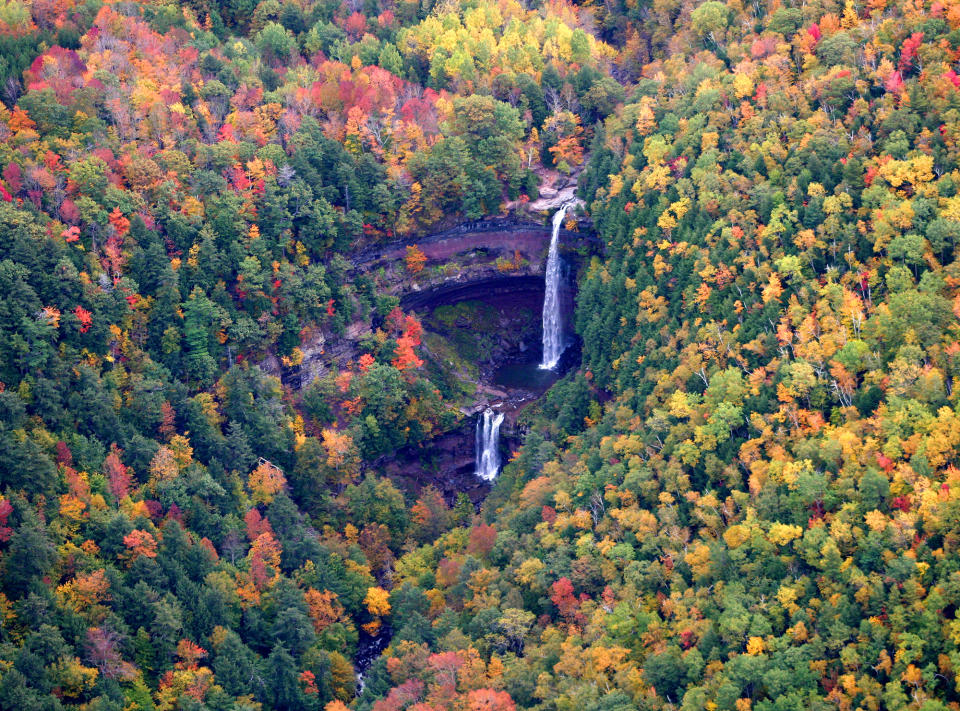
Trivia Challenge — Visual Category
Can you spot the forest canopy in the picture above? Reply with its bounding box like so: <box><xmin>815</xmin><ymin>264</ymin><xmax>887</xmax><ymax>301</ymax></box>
<box><xmin>5</xmin><ymin>0</ymin><xmax>960</xmax><ymax>710</ymax></box>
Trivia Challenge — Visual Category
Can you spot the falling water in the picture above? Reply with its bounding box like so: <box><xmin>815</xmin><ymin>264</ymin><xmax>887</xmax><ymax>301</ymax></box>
<box><xmin>540</xmin><ymin>202</ymin><xmax>572</xmax><ymax>369</ymax></box>
<box><xmin>475</xmin><ymin>408</ymin><xmax>505</xmax><ymax>481</ymax></box>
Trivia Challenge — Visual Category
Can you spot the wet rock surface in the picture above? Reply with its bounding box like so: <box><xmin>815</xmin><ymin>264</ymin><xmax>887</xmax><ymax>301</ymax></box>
<box><xmin>374</xmin><ymin>417</ymin><xmax>491</xmax><ymax>507</ymax></box>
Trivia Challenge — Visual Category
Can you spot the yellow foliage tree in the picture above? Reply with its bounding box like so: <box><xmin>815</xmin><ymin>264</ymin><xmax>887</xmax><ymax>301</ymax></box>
<box><xmin>248</xmin><ymin>460</ymin><xmax>286</xmax><ymax>505</ymax></box>
<box><xmin>364</xmin><ymin>586</ymin><xmax>391</xmax><ymax>617</ymax></box>
<box><xmin>767</xmin><ymin>522</ymin><xmax>803</xmax><ymax>545</ymax></box>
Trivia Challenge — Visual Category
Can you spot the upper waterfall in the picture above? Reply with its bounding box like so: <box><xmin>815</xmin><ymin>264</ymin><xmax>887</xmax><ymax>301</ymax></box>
<box><xmin>540</xmin><ymin>202</ymin><xmax>572</xmax><ymax>369</ymax></box>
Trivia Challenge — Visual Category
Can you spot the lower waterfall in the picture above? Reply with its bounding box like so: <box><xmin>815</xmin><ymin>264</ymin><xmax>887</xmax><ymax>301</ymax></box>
<box><xmin>475</xmin><ymin>409</ymin><xmax>505</xmax><ymax>481</ymax></box>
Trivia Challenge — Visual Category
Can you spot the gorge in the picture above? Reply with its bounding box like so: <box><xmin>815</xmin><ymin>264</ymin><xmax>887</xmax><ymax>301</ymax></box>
<box><xmin>353</xmin><ymin>206</ymin><xmax>582</xmax><ymax>684</ymax></box>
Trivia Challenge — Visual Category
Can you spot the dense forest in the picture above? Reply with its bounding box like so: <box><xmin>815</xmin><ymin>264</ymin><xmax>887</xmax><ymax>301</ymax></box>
<box><xmin>3</xmin><ymin>0</ymin><xmax>960</xmax><ymax>709</ymax></box>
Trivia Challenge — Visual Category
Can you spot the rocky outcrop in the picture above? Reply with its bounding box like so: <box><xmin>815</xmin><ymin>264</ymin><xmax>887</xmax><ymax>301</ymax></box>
<box><xmin>350</xmin><ymin>223</ymin><xmax>582</xmax><ymax>279</ymax></box>
<box><xmin>355</xmin><ymin>218</ymin><xmax>595</xmax><ymax>322</ymax></box>
<box><xmin>527</xmin><ymin>186</ymin><xmax>585</xmax><ymax>212</ymax></box>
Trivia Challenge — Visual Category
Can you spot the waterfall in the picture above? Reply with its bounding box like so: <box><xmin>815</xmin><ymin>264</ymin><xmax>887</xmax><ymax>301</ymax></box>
<box><xmin>540</xmin><ymin>202</ymin><xmax>572</xmax><ymax>369</ymax></box>
<box><xmin>475</xmin><ymin>408</ymin><xmax>505</xmax><ymax>481</ymax></box>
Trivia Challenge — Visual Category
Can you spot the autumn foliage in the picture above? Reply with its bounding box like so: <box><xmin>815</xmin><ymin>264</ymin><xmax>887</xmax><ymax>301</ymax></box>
<box><xmin>8</xmin><ymin>0</ymin><xmax>960</xmax><ymax>709</ymax></box>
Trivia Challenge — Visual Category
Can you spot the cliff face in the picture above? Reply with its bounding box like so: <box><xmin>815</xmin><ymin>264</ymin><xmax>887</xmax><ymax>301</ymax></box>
<box><xmin>348</xmin><ymin>218</ymin><xmax>582</xmax><ymax>269</ymax></box>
